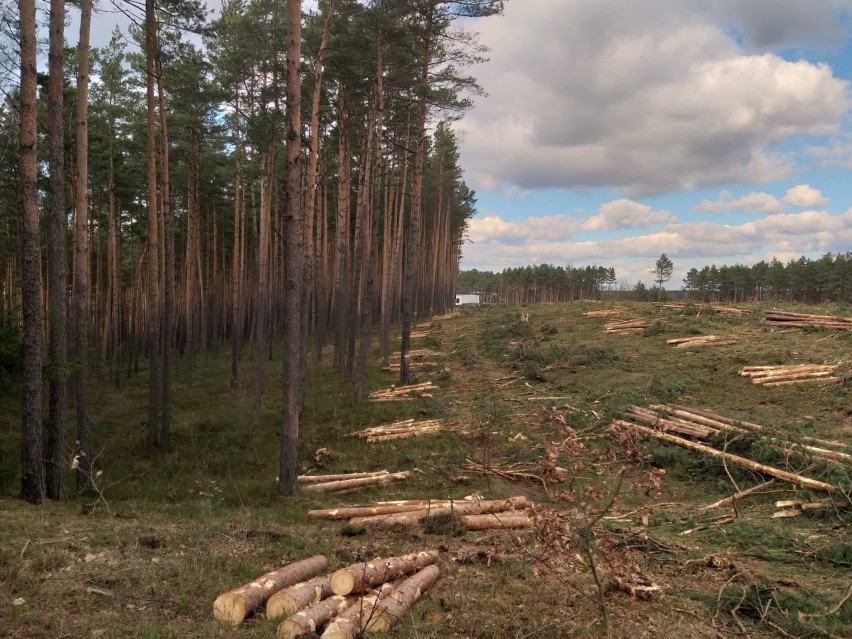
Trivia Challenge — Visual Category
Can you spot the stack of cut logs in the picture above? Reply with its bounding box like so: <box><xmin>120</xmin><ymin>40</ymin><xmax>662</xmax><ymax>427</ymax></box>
<box><xmin>383</xmin><ymin>348</ymin><xmax>447</xmax><ymax>372</ymax></box>
<box><xmin>583</xmin><ymin>308</ymin><xmax>624</xmax><ymax>317</ymax></box>
<box><xmin>612</xmin><ymin>405</ymin><xmax>850</xmax><ymax>495</ymax></box>
<box><xmin>368</xmin><ymin>382</ymin><xmax>436</xmax><ymax>402</ymax></box>
<box><xmin>764</xmin><ymin>309</ymin><xmax>852</xmax><ymax>330</ymax></box>
<box><xmin>666</xmin><ymin>335</ymin><xmax>737</xmax><ymax>348</ymax></box>
<box><xmin>213</xmin><ymin>552</ymin><xmax>441</xmax><ymax>638</ymax></box>
<box><xmin>654</xmin><ymin>302</ymin><xmax>749</xmax><ymax>315</ymax></box>
<box><xmin>740</xmin><ymin>363</ymin><xmax>842</xmax><ymax>387</ymax></box>
<box><xmin>350</xmin><ymin>419</ymin><xmax>446</xmax><ymax>443</ymax></box>
<box><xmin>604</xmin><ymin>318</ymin><xmax>648</xmax><ymax>334</ymax></box>
<box><xmin>309</xmin><ymin>496</ymin><xmax>534</xmax><ymax>531</ymax></box>
<box><xmin>298</xmin><ymin>471</ymin><xmax>411</xmax><ymax>494</ymax></box>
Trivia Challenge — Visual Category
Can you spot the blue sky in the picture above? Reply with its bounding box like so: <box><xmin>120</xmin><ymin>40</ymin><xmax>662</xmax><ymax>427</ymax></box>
<box><xmin>456</xmin><ymin>0</ymin><xmax>852</xmax><ymax>286</ymax></box>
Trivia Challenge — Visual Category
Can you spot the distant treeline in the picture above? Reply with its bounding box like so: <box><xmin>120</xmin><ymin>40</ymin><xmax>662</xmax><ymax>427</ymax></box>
<box><xmin>683</xmin><ymin>252</ymin><xmax>852</xmax><ymax>304</ymax></box>
<box><xmin>457</xmin><ymin>252</ymin><xmax>852</xmax><ymax>306</ymax></box>
<box><xmin>457</xmin><ymin>264</ymin><xmax>616</xmax><ymax>304</ymax></box>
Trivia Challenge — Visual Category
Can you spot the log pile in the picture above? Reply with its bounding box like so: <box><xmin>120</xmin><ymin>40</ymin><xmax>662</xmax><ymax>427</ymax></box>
<box><xmin>740</xmin><ymin>363</ymin><xmax>842</xmax><ymax>387</ymax></box>
<box><xmin>654</xmin><ymin>302</ymin><xmax>749</xmax><ymax>315</ymax></box>
<box><xmin>604</xmin><ymin>318</ymin><xmax>648</xmax><ymax>334</ymax></box>
<box><xmin>309</xmin><ymin>496</ymin><xmax>534</xmax><ymax>531</ymax></box>
<box><xmin>299</xmin><ymin>471</ymin><xmax>412</xmax><ymax>494</ymax></box>
<box><xmin>764</xmin><ymin>309</ymin><xmax>852</xmax><ymax>330</ymax></box>
<box><xmin>213</xmin><ymin>552</ymin><xmax>441</xmax><ymax>639</ymax></box>
<box><xmin>666</xmin><ymin>335</ymin><xmax>737</xmax><ymax>348</ymax></box>
<box><xmin>349</xmin><ymin>419</ymin><xmax>446</xmax><ymax>442</ymax></box>
<box><xmin>368</xmin><ymin>382</ymin><xmax>436</xmax><ymax>402</ymax></box>
<box><xmin>583</xmin><ymin>308</ymin><xmax>624</xmax><ymax>317</ymax></box>
<box><xmin>613</xmin><ymin>405</ymin><xmax>850</xmax><ymax>495</ymax></box>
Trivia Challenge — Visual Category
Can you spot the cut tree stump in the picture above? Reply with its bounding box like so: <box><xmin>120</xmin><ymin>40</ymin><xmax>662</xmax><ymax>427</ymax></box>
<box><xmin>213</xmin><ymin>555</ymin><xmax>328</xmax><ymax>625</ymax></box>
<box><xmin>267</xmin><ymin>575</ymin><xmax>333</xmax><ymax>620</ymax></box>
<box><xmin>361</xmin><ymin>565</ymin><xmax>441</xmax><ymax>633</ymax></box>
<box><xmin>276</xmin><ymin>595</ymin><xmax>353</xmax><ymax>639</ymax></box>
<box><xmin>330</xmin><ymin>551</ymin><xmax>439</xmax><ymax>596</ymax></box>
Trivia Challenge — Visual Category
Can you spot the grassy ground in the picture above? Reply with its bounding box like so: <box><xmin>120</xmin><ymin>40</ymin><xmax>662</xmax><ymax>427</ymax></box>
<box><xmin>1</xmin><ymin>301</ymin><xmax>850</xmax><ymax>638</ymax></box>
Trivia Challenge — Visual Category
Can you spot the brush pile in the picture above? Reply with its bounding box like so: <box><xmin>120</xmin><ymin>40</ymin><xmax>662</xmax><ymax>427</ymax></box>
<box><xmin>214</xmin><ymin>552</ymin><xmax>442</xmax><ymax>638</ymax></box>
<box><xmin>298</xmin><ymin>471</ymin><xmax>412</xmax><ymax>494</ymax></box>
<box><xmin>604</xmin><ymin>318</ymin><xmax>648</xmax><ymax>334</ymax></box>
<box><xmin>368</xmin><ymin>382</ymin><xmax>436</xmax><ymax>401</ymax></box>
<box><xmin>349</xmin><ymin>419</ymin><xmax>446</xmax><ymax>442</ymax></box>
<box><xmin>309</xmin><ymin>496</ymin><xmax>534</xmax><ymax>531</ymax></box>
<box><xmin>764</xmin><ymin>309</ymin><xmax>852</xmax><ymax>330</ymax></box>
<box><xmin>612</xmin><ymin>405</ymin><xmax>850</xmax><ymax>495</ymax></box>
<box><xmin>740</xmin><ymin>363</ymin><xmax>842</xmax><ymax>387</ymax></box>
<box><xmin>666</xmin><ymin>335</ymin><xmax>737</xmax><ymax>348</ymax></box>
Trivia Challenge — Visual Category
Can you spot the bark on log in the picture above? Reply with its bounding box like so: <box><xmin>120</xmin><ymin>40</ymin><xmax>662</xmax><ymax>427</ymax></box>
<box><xmin>669</xmin><ymin>405</ymin><xmax>764</xmax><ymax>431</ymax></box>
<box><xmin>361</xmin><ymin>565</ymin><xmax>440</xmax><ymax>633</ymax></box>
<box><xmin>300</xmin><ymin>471</ymin><xmax>412</xmax><ymax>493</ymax></box>
<box><xmin>625</xmin><ymin>408</ymin><xmax>716</xmax><ymax>439</ymax></box>
<box><xmin>309</xmin><ymin>500</ymin><xmax>456</xmax><ymax>520</ymax></box>
<box><xmin>461</xmin><ymin>511</ymin><xmax>535</xmax><ymax>531</ymax></box>
<box><xmin>613</xmin><ymin>420</ymin><xmax>838</xmax><ymax>493</ymax></box>
<box><xmin>299</xmin><ymin>471</ymin><xmax>389</xmax><ymax>484</ymax></box>
<box><xmin>330</xmin><ymin>551</ymin><xmax>439</xmax><ymax>596</ymax></box>
<box><xmin>321</xmin><ymin>582</ymin><xmax>400</xmax><ymax>639</ymax></box>
<box><xmin>350</xmin><ymin>497</ymin><xmax>530</xmax><ymax>527</ymax></box>
<box><xmin>277</xmin><ymin>595</ymin><xmax>354</xmax><ymax>639</ymax></box>
<box><xmin>213</xmin><ymin>555</ymin><xmax>328</xmax><ymax>625</ymax></box>
<box><xmin>267</xmin><ymin>575</ymin><xmax>333</xmax><ymax>620</ymax></box>
<box><xmin>762</xmin><ymin>376</ymin><xmax>839</xmax><ymax>388</ymax></box>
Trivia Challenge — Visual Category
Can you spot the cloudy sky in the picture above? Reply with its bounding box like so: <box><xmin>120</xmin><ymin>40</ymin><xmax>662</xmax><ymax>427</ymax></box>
<box><xmin>457</xmin><ymin>0</ymin><xmax>852</xmax><ymax>286</ymax></box>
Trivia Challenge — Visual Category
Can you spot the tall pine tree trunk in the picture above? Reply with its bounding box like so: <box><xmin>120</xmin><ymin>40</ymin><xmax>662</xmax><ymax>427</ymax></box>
<box><xmin>156</xmin><ymin>56</ymin><xmax>173</xmax><ymax>447</ymax></box>
<box><xmin>229</xmin><ymin>107</ymin><xmax>243</xmax><ymax>389</ymax></box>
<box><xmin>18</xmin><ymin>0</ymin><xmax>45</xmax><ymax>505</ymax></box>
<box><xmin>73</xmin><ymin>0</ymin><xmax>93</xmax><ymax>489</ymax></box>
<box><xmin>280</xmin><ymin>0</ymin><xmax>303</xmax><ymax>496</ymax></box>
<box><xmin>145</xmin><ymin>0</ymin><xmax>162</xmax><ymax>446</ymax></box>
<box><xmin>46</xmin><ymin>0</ymin><xmax>67</xmax><ymax>500</ymax></box>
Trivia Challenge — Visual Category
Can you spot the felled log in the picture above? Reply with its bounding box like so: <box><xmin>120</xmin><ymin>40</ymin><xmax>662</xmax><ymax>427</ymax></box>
<box><xmin>368</xmin><ymin>382</ymin><xmax>436</xmax><ymax>401</ymax></box>
<box><xmin>361</xmin><ymin>565</ymin><xmax>441</xmax><ymax>633</ymax></box>
<box><xmin>320</xmin><ymin>581</ymin><xmax>401</xmax><ymax>639</ymax></box>
<box><xmin>613</xmin><ymin>420</ymin><xmax>838</xmax><ymax>493</ymax></box>
<box><xmin>350</xmin><ymin>419</ymin><xmax>445</xmax><ymax>442</ymax></box>
<box><xmin>668</xmin><ymin>404</ymin><xmax>763</xmax><ymax>431</ymax></box>
<box><xmin>309</xmin><ymin>500</ymin><xmax>458</xmax><ymax>521</ymax></box>
<box><xmin>583</xmin><ymin>308</ymin><xmax>624</xmax><ymax>317</ymax></box>
<box><xmin>267</xmin><ymin>576</ymin><xmax>333</xmax><ymax>620</ymax></box>
<box><xmin>277</xmin><ymin>595</ymin><xmax>354</xmax><ymax>639</ymax></box>
<box><xmin>604</xmin><ymin>318</ymin><xmax>648</xmax><ymax>333</ymax></box>
<box><xmin>300</xmin><ymin>471</ymin><xmax>412</xmax><ymax>494</ymax></box>
<box><xmin>298</xmin><ymin>471</ymin><xmax>390</xmax><ymax>485</ymax></box>
<box><xmin>349</xmin><ymin>497</ymin><xmax>530</xmax><ymax>528</ymax></box>
<box><xmin>666</xmin><ymin>335</ymin><xmax>720</xmax><ymax>345</ymax></box>
<box><xmin>741</xmin><ymin>363</ymin><xmax>840</xmax><ymax>386</ymax></box>
<box><xmin>461</xmin><ymin>511</ymin><xmax>535</xmax><ymax>531</ymax></box>
<box><xmin>626</xmin><ymin>406</ymin><xmax>717</xmax><ymax>439</ymax></box>
<box><xmin>764</xmin><ymin>310</ymin><xmax>852</xmax><ymax>330</ymax></box>
<box><xmin>330</xmin><ymin>551</ymin><xmax>439</xmax><ymax>596</ymax></box>
<box><xmin>213</xmin><ymin>555</ymin><xmax>328</xmax><ymax>626</ymax></box>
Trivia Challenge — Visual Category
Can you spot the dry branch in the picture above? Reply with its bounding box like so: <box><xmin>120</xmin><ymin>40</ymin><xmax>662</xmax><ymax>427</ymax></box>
<box><xmin>698</xmin><ymin>479</ymin><xmax>779</xmax><ymax>511</ymax></box>
<box><xmin>213</xmin><ymin>555</ymin><xmax>328</xmax><ymax>626</ymax></box>
<box><xmin>464</xmin><ymin>458</ymin><xmax>541</xmax><ymax>482</ymax></box>
<box><xmin>330</xmin><ymin>551</ymin><xmax>439</xmax><ymax>596</ymax></box>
